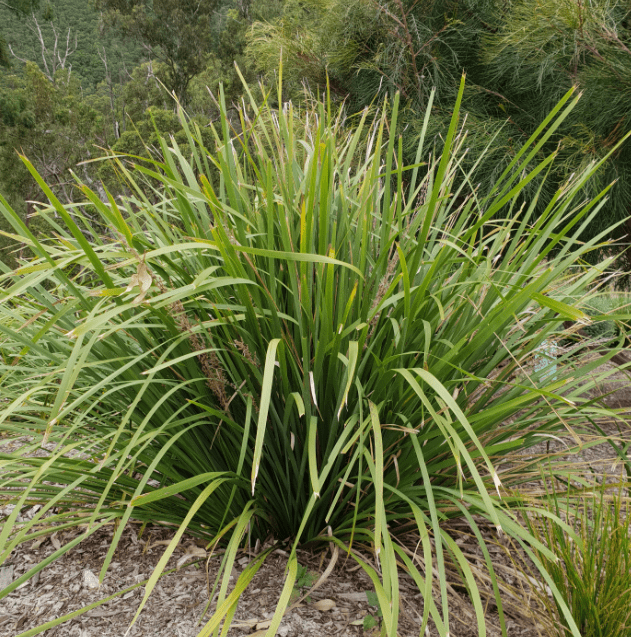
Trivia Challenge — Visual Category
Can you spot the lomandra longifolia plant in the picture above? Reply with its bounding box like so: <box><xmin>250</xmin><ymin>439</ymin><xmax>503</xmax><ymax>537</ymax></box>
<box><xmin>0</xmin><ymin>73</ymin><xmax>629</xmax><ymax>636</ymax></box>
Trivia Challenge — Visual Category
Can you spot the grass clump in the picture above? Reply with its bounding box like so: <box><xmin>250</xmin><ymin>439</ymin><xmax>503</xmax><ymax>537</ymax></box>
<box><xmin>524</xmin><ymin>482</ymin><xmax>631</xmax><ymax>637</ymax></box>
<box><xmin>0</xmin><ymin>73</ymin><xmax>629</xmax><ymax>636</ymax></box>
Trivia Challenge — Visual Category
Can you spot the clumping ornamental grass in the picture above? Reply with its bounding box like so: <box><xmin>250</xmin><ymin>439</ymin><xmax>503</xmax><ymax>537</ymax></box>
<box><xmin>523</xmin><ymin>480</ymin><xmax>631</xmax><ymax>637</ymax></box>
<box><xmin>0</xmin><ymin>74</ymin><xmax>629</xmax><ymax>636</ymax></box>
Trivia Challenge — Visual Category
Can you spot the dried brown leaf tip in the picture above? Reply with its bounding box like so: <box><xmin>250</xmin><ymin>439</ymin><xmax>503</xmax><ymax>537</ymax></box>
<box><xmin>126</xmin><ymin>258</ymin><xmax>153</xmax><ymax>305</ymax></box>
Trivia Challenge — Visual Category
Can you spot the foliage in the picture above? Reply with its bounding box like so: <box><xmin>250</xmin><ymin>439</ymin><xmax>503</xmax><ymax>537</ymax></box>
<box><xmin>363</xmin><ymin>612</ymin><xmax>379</xmax><ymax>631</ymax></box>
<box><xmin>95</xmin><ymin>0</ymin><xmax>221</xmax><ymax>102</ymax></box>
<box><xmin>247</xmin><ymin>0</ymin><xmax>631</xmax><ymax>264</ymax></box>
<box><xmin>0</xmin><ymin>62</ymin><xmax>102</xmax><ymax>267</ymax></box>
<box><xmin>3</xmin><ymin>0</ymin><xmax>631</xmax><ymax>270</ymax></box>
<box><xmin>584</xmin><ymin>289</ymin><xmax>631</xmax><ymax>319</ymax></box>
<box><xmin>483</xmin><ymin>0</ymin><xmax>631</xmax><ymax>254</ymax></box>
<box><xmin>0</xmin><ymin>1</ymin><xmax>265</xmax><ymax>257</ymax></box>
<box><xmin>576</xmin><ymin>286</ymin><xmax>631</xmax><ymax>346</ymax></box>
<box><xmin>246</xmin><ymin>0</ymin><xmax>525</xmax><ymax>188</ymax></box>
<box><xmin>289</xmin><ymin>564</ymin><xmax>318</xmax><ymax>602</ymax></box>
<box><xmin>0</xmin><ymin>76</ymin><xmax>628</xmax><ymax>637</ymax></box>
<box><xmin>294</xmin><ymin>564</ymin><xmax>318</xmax><ymax>590</ymax></box>
<box><xmin>522</xmin><ymin>481</ymin><xmax>631</xmax><ymax>637</ymax></box>
<box><xmin>0</xmin><ymin>0</ymin><xmax>40</xmax><ymax>67</ymax></box>
<box><xmin>364</xmin><ymin>590</ymin><xmax>383</xmax><ymax>632</ymax></box>
<box><xmin>0</xmin><ymin>0</ymin><xmax>142</xmax><ymax>88</ymax></box>
<box><xmin>0</xmin><ymin>0</ymin><xmax>147</xmax><ymax>263</ymax></box>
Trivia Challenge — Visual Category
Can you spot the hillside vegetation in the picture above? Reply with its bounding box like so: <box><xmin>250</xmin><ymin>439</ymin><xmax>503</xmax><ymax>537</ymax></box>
<box><xmin>0</xmin><ymin>0</ymin><xmax>141</xmax><ymax>88</ymax></box>
<box><xmin>1</xmin><ymin>0</ymin><xmax>630</xmax><ymax>269</ymax></box>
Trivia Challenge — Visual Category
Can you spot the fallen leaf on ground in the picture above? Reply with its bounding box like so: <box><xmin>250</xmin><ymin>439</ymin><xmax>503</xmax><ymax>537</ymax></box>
<box><xmin>50</xmin><ymin>532</ymin><xmax>61</xmax><ymax>551</ymax></box>
<box><xmin>176</xmin><ymin>546</ymin><xmax>207</xmax><ymax>569</ymax></box>
<box><xmin>312</xmin><ymin>599</ymin><xmax>336</xmax><ymax>611</ymax></box>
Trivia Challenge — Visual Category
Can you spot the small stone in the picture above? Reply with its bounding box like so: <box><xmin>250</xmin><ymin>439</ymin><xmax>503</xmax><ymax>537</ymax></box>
<box><xmin>82</xmin><ymin>569</ymin><xmax>100</xmax><ymax>589</ymax></box>
<box><xmin>0</xmin><ymin>565</ymin><xmax>14</xmax><ymax>591</ymax></box>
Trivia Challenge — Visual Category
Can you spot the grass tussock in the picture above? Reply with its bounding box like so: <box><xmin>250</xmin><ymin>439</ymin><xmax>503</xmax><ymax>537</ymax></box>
<box><xmin>521</xmin><ymin>480</ymin><xmax>631</xmax><ymax>637</ymax></box>
<box><xmin>0</xmin><ymin>74</ymin><xmax>630</xmax><ymax>636</ymax></box>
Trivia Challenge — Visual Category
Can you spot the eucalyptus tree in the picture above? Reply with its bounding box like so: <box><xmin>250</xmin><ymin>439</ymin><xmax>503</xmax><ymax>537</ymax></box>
<box><xmin>95</xmin><ymin>0</ymin><xmax>221</xmax><ymax>103</ymax></box>
<box><xmin>0</xmin><ymin>0</ymin><xmax>40</xmax><ymax>66</ymax></box>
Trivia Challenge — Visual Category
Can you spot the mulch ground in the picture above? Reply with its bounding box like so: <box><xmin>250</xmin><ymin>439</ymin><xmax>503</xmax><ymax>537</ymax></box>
<box><xmin>0</xmin><ymin>519</ymin><xmax>542</xmax><ymax>637</ymax></box>
<box><xmin>2</xmin><ymin>361</ymin><xmax>630</xmax><ymax>637</ymax></box>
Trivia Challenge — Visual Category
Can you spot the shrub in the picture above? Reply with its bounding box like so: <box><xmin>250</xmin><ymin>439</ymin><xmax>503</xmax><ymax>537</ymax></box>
<box><xmin>583</xmin><ymin>291</ymin><xmax>631</xmax><ymax>346</ymax></box>
<box><xmin>0</xmin><ymin>75</ymin><xmax>628</xmax><ymax>636</ymax></box>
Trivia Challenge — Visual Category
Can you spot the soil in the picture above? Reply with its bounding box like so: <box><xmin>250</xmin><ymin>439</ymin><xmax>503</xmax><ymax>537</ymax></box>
<box><xmin>0</xmin><ymin>522</ymin><xmax>541</xmax><ymax>637</ymax></box>
<box><xmin>1</xmin><ymin>362</ymin><xmax>630</xmax><ymax>637</ymax></box>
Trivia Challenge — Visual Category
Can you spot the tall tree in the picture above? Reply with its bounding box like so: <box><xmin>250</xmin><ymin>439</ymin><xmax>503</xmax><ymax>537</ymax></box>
<box><xmin>0</xmin><ymin>0</ymin><xmax>40</xmax><ymax>66</ymax></box>
<box><xmin>9</xmin><ymin>13</ymin><xmax>77</xmax><ymax>83</ymax></box>
<box><xmin>96</xmin><ymin>0</ymin><xmax>220</xmax><ymax>103</ymax></box>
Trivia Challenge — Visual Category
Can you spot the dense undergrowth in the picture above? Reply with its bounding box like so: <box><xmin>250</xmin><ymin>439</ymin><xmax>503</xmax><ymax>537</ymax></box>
<box><xmin>0</xmin><ymin>76</ymin><xmax>630</xmax><ymax>636</ymax></box>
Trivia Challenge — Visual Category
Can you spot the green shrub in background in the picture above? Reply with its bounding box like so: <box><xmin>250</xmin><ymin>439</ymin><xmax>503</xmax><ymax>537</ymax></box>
<box><xmin>582</xmin><ymin>291</ymin><xmax>631</xmax><ymax>346</ymax></box>
<box><xmin>0</xmin><ymin>74</ymin><xmax>629</xmax><ymax>636</ymax></box>
<box><xmin>582</xmin><ymin>318</ymin><xmax>621</xmax><ymax>344</ymax></box>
